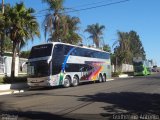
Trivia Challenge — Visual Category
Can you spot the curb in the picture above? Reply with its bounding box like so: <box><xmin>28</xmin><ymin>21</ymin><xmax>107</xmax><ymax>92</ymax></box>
<box><xmin>118</xmin><ymin>74</ymin><xmax>128</xmax><ymax>78</ymax></box>
<box><xmin>0</xmin><ymin>83</ymin><xmax>29</xmax><ymax>91</ymax></box>
<box><xmin>106</xmin><ymin>78</ymin><xmax>114</xmax><ymax>81</ymax></box>
<box><xmin>0</xmin><ymin>90</ymin><xmax>24</xmax><ymax>95</ymax></box>
<box><xmin>0</xmin><ymin>83</ymin><xmax>28</xmax><ymax>95</ymax></box>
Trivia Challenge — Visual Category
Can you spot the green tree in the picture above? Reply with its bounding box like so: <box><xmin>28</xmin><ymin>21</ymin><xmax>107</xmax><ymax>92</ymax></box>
<box><xmin>3</xmin><ymin>37</ymin><xmax>12</xmax><ymax>52</ymax></box>
<box><xmin>0</xmin><ymin>14</ymin><xmax>5</xmax><ymax>55</ymax></box>
<box><xmin>113</xmin><ymin>30</ymin><xmax>146</xmax><ymax>65</ymax></box>
<box><xmin>4</xmin><ymin>3</ymin><xmax>40</xmax><ymax>78</ymax></box>
<box><xmin>20</xmin><ymin>51</ymin><xmax>30</xmax><ymax>58</ymax></box>
<box><xmin>42</xmin><ymin>0</ymin><xmax>65</xmax><ymax>41</ymax></box>
<box><xmin>129</xmin><ymin>31</ymin><xmax>146</xmax><ymax>59</ymax></box>
<box><xmin>114</xmin><ymin>31</ymin><xmax>132</xmax><ymax>64</ymax></box>
<box><xmin>0</xmin><ymin>4</ymin><xmax>8</xmax><ymax>56</ymax></box>
<box><xmin>51</xmin><ymin>15</ymin><xmax>82</xmax><ymax>44</ymax></box>
<box><xmin>103</xmin><ymin>44</ymin><xmax>111</xmax><ymax>52</ymax></box>
<box><xmin>85</xmin><ymin>23</ymin><xmax>105</xmax><ymax>48</ymax></box>
<box><xmin>43</xmin><ymin>0</ymin><xmax>82</xmax><ymax>44</ymax></box>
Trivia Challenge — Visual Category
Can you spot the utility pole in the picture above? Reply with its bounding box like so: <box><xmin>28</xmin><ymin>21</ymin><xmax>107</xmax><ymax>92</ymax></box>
<box><xmin>45</xmin><ymin>25</ymin><xmax>47</xmax><ymax>43</ymax></box>
<box><xmin>1</xmin><ymin>0</ymin><xmax>4</xmax><ymax>57</ymax></box>
<box><xmin>2</xmin><ymin>0</ymin><xmax>4</xmax><ymax>14</ymax></box>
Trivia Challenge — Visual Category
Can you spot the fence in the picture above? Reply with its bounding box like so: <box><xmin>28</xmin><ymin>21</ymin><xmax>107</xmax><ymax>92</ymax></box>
<box><xmin>112</xmin><ymin>64</ymin><xmax>134</xmax><ymax>73</ymax></box>
<box><xmin>0</xmin><ymin>56</ymin><xmax>27</xmax><ymax>76</ymax></box>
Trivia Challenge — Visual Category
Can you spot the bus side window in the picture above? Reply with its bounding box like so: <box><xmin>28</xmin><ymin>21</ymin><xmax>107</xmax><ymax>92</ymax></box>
<box><xmin>71</xmin><ymin>49</ymin><xmax>77</xmax><ymax>56</ymax></box>
<box><xmin>64</xmin><ymin>45</ymin><xmax>74</xmax><ymax>55</ymax></box>
<box><xmin>52</xmin><ymin>44</ymin><xmax>65</xmax><ymax>75</ymax></box>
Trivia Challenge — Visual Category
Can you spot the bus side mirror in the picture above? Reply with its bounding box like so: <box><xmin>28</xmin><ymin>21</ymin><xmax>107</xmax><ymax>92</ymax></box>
<box><xmin>20</xmin><ymin>66</ymin><xmax>22</xmax><ymax>72</ymax></box>
<box><xmin>20</xmin><ymin>62</ymin><xmax>28</xmax><ymax>72</ymax></box>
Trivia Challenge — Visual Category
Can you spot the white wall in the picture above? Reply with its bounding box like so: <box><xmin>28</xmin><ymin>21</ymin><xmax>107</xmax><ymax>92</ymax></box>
<box><xmin>0</xmin><ymin>56</ymin><xmax>27</xmax><ymax>77</ymax></box>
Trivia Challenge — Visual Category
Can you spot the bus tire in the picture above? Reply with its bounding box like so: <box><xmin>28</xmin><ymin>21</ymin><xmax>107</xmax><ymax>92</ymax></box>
<box><xmin>72</xmin><ymin>76</ymin><xmax>79</xmax><ymax>87</ymax></box>
<box><xmin>63</xmin><ymin>76</ymin><xmax>71</xmax><ymax>88</ymax></box>
<box><xmin>103</xmin><ymin>74</ymin><xmax>106</xmax><ymax>82</ymax></box>
<box><xmin>98</xmin><ymin>74</ymin><xmax>103</xmax><ymax>83</ymax></box>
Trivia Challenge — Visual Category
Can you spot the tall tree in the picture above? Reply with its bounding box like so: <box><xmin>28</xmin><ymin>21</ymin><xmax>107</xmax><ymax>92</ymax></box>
<box><xmin>0</xmin><ymin>4</ymin><xmax>7</xmax><ymax>56</ymax></box>
<box><xmin>3</xmin><ymin>37</ymin><xmax>12</xmax><ymax>52</ymax></box>
<box><xmin>42</xmin><ymin>0</ymin><xmax>65</xmax><ymax>41</ymax></box>
<box><xmin>113</xmin><ymin>30</ymin><xmax>146</xmax><ymax>65</ymax></box>
<box><xmin>4</xmin><ymin>3</ymin><xmax>40</xmax><ymax>78</ymax></box>
<box><xmin>50</xmin><ymin>15</ymin><xmax>82</xmax><ymax>44</ymax></box>
<box><xmin>112</xmin><ymin>31</ymin><xmax>131</xmax><ymax>64</ymax></box>
<box><xmin>0</xmin><ymin>14</ymin><xmax>5</xmax><ymax>56</ymax></box>
<box><xmin>43</xmin><ymin>0</ymin><xmax>82</xmax><ymax>44</ymax></box>
<box><xmin>85</xmin><ymin>23</ymin><xmax>105</xmax><ymax>48</ymax></box>
<box><xmin>103</xmin><ymin>44</ymin><xmax>111</xmax><ymax>52</ymax></box>
<box><xmin>129</xmin><ymin>31</ymin><xmax>146</xmax><ymax>59</ymax></box>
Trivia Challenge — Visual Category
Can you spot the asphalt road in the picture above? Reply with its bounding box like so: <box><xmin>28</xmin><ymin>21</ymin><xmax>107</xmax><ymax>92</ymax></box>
<box><xmin>0</xmin><ymin>74</ymin><xmax>160</xmax><ymax>120</ymax></box>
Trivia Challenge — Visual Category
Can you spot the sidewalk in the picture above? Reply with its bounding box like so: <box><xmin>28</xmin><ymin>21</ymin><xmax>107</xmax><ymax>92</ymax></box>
<box><xmin>0</xmin><ymin>82</ymin><xmax>28</xmax><ymax>95</ymax></box>
<box><xmin>0</xmin><ymin>75</ymin><xmax>134</xmax><ymax>96</ymax></box>
<box><xmin>0</xmin><ymin>89</ymin><xmax>25</xmax><ymax>95</ymax></box>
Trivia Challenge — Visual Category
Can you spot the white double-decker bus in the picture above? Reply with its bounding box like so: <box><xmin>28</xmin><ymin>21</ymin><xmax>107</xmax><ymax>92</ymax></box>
<box><xmin>27</xmin><ymin>42</ymin><xmax>111</xmax><ymax>87</ymax></box>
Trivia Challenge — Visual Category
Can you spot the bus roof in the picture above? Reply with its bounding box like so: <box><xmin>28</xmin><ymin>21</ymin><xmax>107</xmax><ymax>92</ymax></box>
<box><xmin>43</xmin><ymin>42</ymin><xmax>110</xmax><ymax>54</ymax></box>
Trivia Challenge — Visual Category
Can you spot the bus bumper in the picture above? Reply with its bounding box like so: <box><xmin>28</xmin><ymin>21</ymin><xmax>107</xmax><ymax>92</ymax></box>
<box><xmin>27</xmin><ymin>77</ymin><xmax>50</xmax><ymax>87</ymax></box>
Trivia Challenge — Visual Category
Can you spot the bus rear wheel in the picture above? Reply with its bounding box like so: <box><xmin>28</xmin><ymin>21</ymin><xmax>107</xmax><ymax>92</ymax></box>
<box><xmin>63</xmin><ymin>76</ymin><xmax>71</xmax><ymax>88</ymax></box>
<box><xmin>98</xmin><ymin>74</ymin><xmax>103</xmax><ymax>83</ymax></box>
<box><xmin>103</xmin><ymin>74</ymin><xmax>106</xmax><ymax>82</ymax></box>
<box><xmin>72</xmin><ymin>76</ymin><xmax>79</xmax><ymax>87</ymax></box>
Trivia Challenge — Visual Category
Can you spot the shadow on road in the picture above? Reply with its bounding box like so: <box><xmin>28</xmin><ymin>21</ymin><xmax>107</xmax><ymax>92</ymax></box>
<box><xmin>1</xmin><ymin>92</ymin><xmax>160</xmax><ymax>120</ymax></box>
<box><xmin>0</xmin><ymin>102</ymin><xmax>74</xmax><ymax>120</ymax></box>
<box><xmin>78</xmin><ymin>92</ymin><xmax>160</xmax><ymax>119</ymax></box>
<box><xmin>0</xmin><ymin>111</ymin><xmax>75</xmax><ymax>120</ymax></box>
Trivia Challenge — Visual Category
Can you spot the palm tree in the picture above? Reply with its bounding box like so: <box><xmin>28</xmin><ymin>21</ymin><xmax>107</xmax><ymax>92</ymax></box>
<box><xmin>113</xmin><ymin>31</ymin><xmax>132</xmax><ymax>64</ymax></box>
<box><xmin>129</xmin><ymin>31</ymin><xmax>146</xmax><ymax>59</ymax></box>
<box><xmin>103</xmin><ymin>44</ymin><xmax>111</xmax><ymax>52</ymax></box>
<box><xmin>42</xmin><ymin>0</ymin><xmax>65</xmax><ymax>41</ymax></box>
<box><xmin>0</xmin><ymin>14</ymin><xmax>5</xmax><ymax>56</ymax></box>
<box><xmin>4</xmin><ymin>3</ymin><xmax>40</xmax><ymax>78</ymax></box>
<box><xmin>0</xmin><ymin>4</ymin><xmax>14</xmax><ymax>55</ymax></box>
<box><xmin>47</xmin><ymin>15</ymin><xmax>82</xmax><ymax>44</ymax></box>
<box><xmin>61</xmin><ymin>15</ymin><xmax>82</xmax><ymax>44</ymax></box>
<box><xmin>85</xmin><ymin>23</ymin><xmax>105</xmax><ymax>48</ymax></box>
<box><xmin>42</xmin><ymin>0</ymin><xmax>82</xmax><ymax>44</ymax></box>
<box><xmin>0</xmin><ymin>4</ymin><xmax>7</xmax><ymax>56</ymax></box>
<box><xmin>113</xmin><ymin>30</ymin><xmax>146</xmax><ymax>65</ymax></box>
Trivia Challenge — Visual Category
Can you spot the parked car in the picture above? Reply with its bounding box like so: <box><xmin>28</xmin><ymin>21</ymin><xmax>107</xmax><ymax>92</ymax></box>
<box><xmin>152</xmin><ymin>66</ymin><xmax>159</xmax><ymax>72</ymax></box>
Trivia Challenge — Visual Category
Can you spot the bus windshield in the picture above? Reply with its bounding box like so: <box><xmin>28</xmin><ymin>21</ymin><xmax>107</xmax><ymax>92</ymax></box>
<box><xmin>134</xmin><ymin>66</ymin><xmax>144</xmax><ymax>72</ymax></box>
<box><xmin>133</xmin><ymin>61</ymin><xmax>143</xmax><ymax>66</ymax></box>
<box><xmin>29</xmin><ymin>44</ymin><xmax>53</xmax><ymax>59</ymax></box>
<box><xmin>28</xmin><ymin>60</ymin><xmax>50</xmax><ymax>77</ymax></box>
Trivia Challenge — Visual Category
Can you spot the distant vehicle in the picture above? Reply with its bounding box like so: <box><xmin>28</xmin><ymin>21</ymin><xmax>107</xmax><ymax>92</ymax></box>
<box><xmin>133</xmin><ymin>60</ymin><xmax>151</xmax><ymax>76</ymax></box>
<box><xmin>152</xmin><ymin>65</ymin><xmax>159</xmax><ymax>72</ymax></box>
<box><xmin>27</xmin><ymin>42</ymin><xmax>111</xmax><ymax>87</ymax></box>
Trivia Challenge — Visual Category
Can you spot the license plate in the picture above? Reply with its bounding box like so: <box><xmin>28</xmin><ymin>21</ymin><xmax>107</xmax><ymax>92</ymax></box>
<box><xmin>34</xmin><ymin>83</ymin><xmax>39</xmax><ymax>86</ymax></box>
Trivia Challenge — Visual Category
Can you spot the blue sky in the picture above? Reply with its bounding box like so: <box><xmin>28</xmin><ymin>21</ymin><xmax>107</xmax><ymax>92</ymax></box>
<box><xmin>5</xmin><ymin>0</ymin><xmax>160</xmax><ymax>66</ymax></box>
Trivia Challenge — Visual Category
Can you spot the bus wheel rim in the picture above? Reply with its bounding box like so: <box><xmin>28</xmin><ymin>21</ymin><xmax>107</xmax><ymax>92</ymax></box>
<box><xmin>73</xmin><ymin>77</ymin><xmax>78</xmax><ymax>86</ymax></box>
<box><xmin>99</xmin><ymin>75</ymin><xmax>102</xmax><ymax>82</ymax></box>
<box><xmin>64</xmin><ymin>78</ymin><xmax>70</xmax><ymax>87</ymax></box>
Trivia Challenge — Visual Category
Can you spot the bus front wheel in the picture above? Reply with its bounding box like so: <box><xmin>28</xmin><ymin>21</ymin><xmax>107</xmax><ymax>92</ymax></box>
<box><xmin>63</xmin><ymin>76</ymin><xmax>71</xmax><ymax>88</ymax></box>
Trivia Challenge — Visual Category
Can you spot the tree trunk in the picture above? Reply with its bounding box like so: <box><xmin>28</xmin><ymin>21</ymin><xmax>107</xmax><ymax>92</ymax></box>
<box><xmin>0</xmin><ymin>34</ymin><xmax>4</xmax><ymax>56</ymax></box>
<box><xmin>11</xmin><ymin>42</ymin><xmax>17</xmax><ymax>79</ymax></box>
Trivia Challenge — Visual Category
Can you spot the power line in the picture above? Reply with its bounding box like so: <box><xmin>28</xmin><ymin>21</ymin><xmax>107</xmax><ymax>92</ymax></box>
<box><xmin>34</xmin><ymin>0</ymin><xmax>130</xmax><ymax>17</ymax></box>
<box><xmin>65</xmin><ymin>0</ymin><xmax>130</xmax><ymax>13</ymax></box>
<box><xmin>69</xmin><ymin>0</ymin><xmax>114</xmax><ymax>8</ymax></box>
<box><xmin>34</xmin><ymin>0</ymin><xmax>115</xmax><ymax>15</ymax></box>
